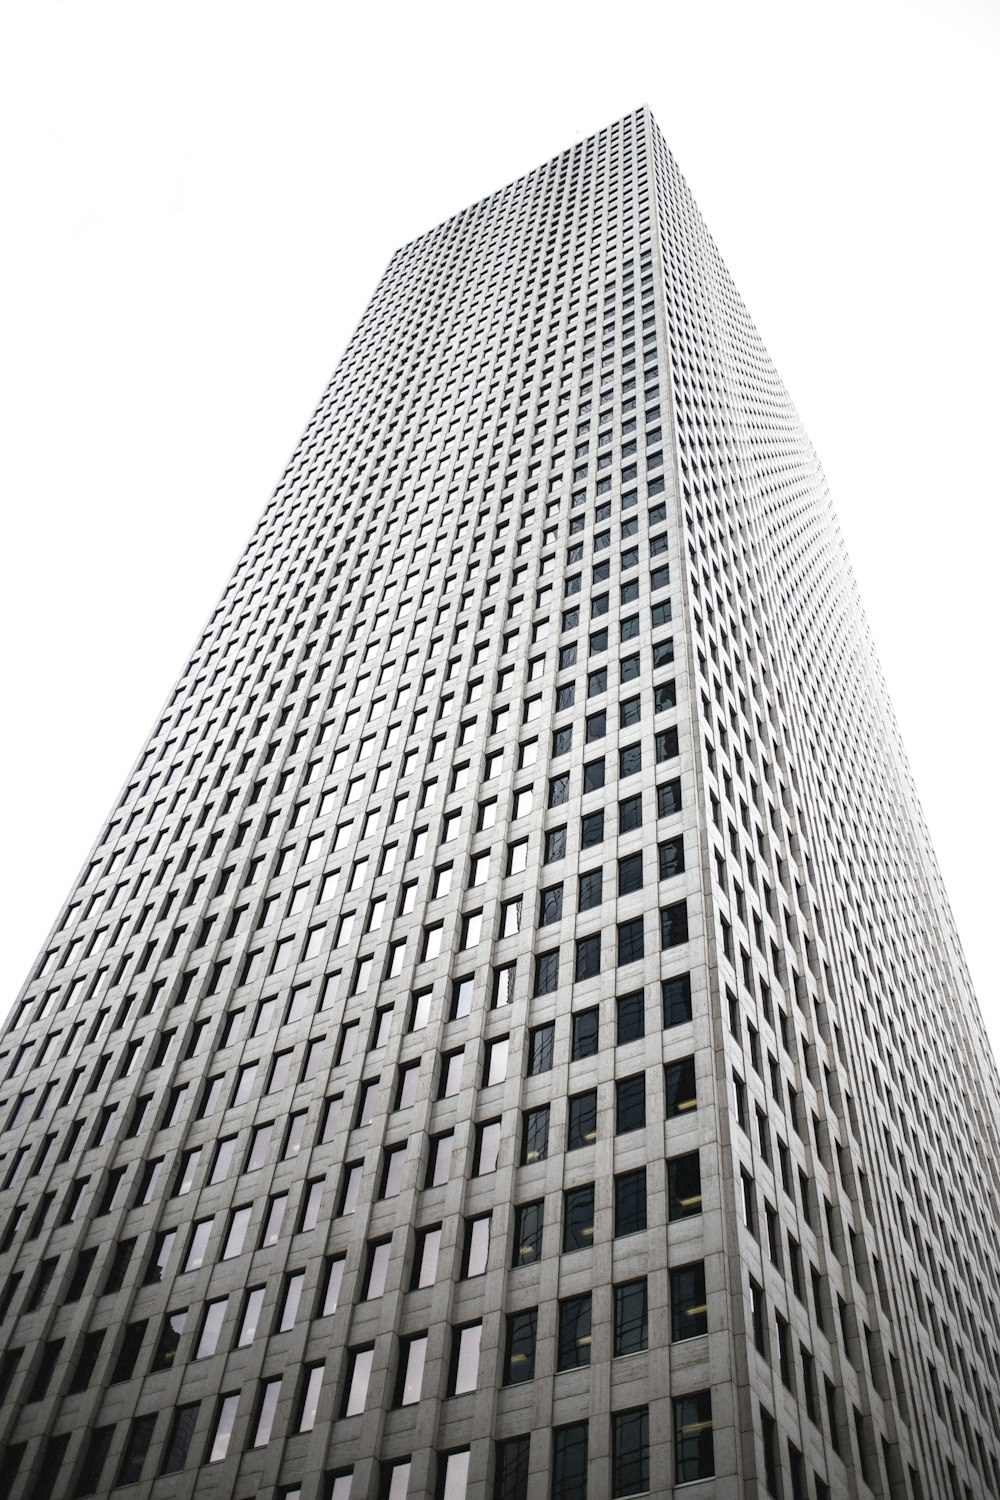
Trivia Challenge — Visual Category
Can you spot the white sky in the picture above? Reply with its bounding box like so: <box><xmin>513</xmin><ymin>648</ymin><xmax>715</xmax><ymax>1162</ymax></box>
<box><xmin>2</xmin><ymin>0</ymin><xmax>998</xmax><ymax>1059</ymax></box>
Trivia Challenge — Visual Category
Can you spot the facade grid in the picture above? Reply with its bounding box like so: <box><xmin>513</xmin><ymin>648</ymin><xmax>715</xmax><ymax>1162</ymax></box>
<box><xmin>1</xmin><ymin>106</ymin><xmax>999</xmax><ymax>1500</ymax></box>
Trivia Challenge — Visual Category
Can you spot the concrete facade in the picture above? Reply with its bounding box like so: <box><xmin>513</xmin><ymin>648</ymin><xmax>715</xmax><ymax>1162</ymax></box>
<box><xmin>1</xmin><ymin>107</ymin><xmax>998</xmax><ymax>1500</ymax></box>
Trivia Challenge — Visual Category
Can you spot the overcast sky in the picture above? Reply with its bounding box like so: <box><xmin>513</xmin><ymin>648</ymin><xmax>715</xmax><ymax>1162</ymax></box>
<box><xmin>2</xmin><ymin>0</ymin><xmax>997</xmax><ymax>1059</ymax></box>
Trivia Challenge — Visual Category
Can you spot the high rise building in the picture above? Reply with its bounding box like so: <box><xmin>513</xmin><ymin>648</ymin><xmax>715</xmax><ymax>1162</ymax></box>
<box><xmin>1</xmin><ymin>104</ymin><xmax>998</xmax><ymax>1500</ymax></box>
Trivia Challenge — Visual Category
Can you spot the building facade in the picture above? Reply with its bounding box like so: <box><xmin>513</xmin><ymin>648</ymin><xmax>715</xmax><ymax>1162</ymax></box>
<box><xmin>1</xmin><ymin>107</ymin><xmax>998</xmax><ymax>1500</ymax></box>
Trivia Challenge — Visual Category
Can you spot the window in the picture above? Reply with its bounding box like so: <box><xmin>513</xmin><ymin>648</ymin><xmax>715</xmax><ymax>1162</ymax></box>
<box><xmin>588</xmin><ymin>667</ymin><xmax>607</xmax><ymax>697</ymax></box>
<box><xmin>528</xmin><ymin>1022</ymin><xmax>555</xmax><ymax>1074</ymax></box>
<box><xmin>427</xmin><ymin>1132</ymin><xmax>454</xmax><ymax>1187</ymax></box>
<box><xmin>563</xmin><ymin>1185</ymin><xmax>595</xmax><ymax>1252</ymax></box>
<box><xmin>437</xmin><ymin>1450</ymin><xmax>470</xmax><ymax>1500</ymax></box>
<box><xmin>616</xmin><ymin>917</ymin><xmax>644</xmax><ymax>966</ymax></box>
<box><xmin>665</xmin><ymin>1055</ymin><xmax>697</xmax><ymax>1116</ymax></box>
<box><xmin>539</xmin><ymin>883</ymin><xmax>564</xmax><ymax>926</ymax></box>
<box><xmin>504</xmin><ymin>1309</ymin><xmax>537</xmax><ymax>1385</ymax></box>
<box><xmin>568</xmin><ymin>1090</ymin><xmax>598</xmax><ymax>1149</ymax></box>
<box><xmin>152</xmin><ymin>1309</ymin><xmax>187</xmax><ymax>1372</ymax></box>
<box><xmin>671</xmin><ymin>1262</ymin><xmax>708</xmax><ymax>1340</ymax></box>
<box><xmin>395</xmin><ymin>1334</ymin><xmax>428</xmax><ymax>1407</ymax></box>
<box><xmin>117</xmin><ymin>1414</ymin><xmax>156</xmax><ymax>1486</ymax></box>
<box><xmin>549</xmin><ymin>773</ymin><xmax>570</xmax><ymax>806</ymax></box>
<box><xmin>461</xmin><ymin>1215</ymin><xmax>491</xmax><ymax>1277</ymax></box>
<box><xmin>521</xmin><ymin>1106</ymin><xmax>550</xmax><ymax>1164</ymax></box>
<box><xmin>557</xmin><ymin>1294</ymin><xmax>592</xmax><ymax>1370</ymax></box>
<box><xmin>552</xmin><ymin>1424</ymin><xmax>588</xmax><ymax>1500</ymax></box>
<box><xmin>223</xmin><ymin>1205</ymin><xmax>252</xmax><ymax>1258</ymax></box>
<box><xmin>342</xmin><ymin>1346</ymin><xmax>373</xmax><ymax>1417</ymax></box>
<box><xmin>448</xmin><ymin>1323</ymin><xmax>482</xmax><ymax>1395</ymax></box>
<box><xmin>618</xmin><ymin>853</ymin><xmax>643</xmax><ymax>896</ymax></box>
<box><xmin>658</xmin><ymin>835</ymin><xmax>684</xmax><ymax>879</ymax></box>
<box><xmin>580</xmin><ymin>810</ymin><xmax>604</xmax><ymax>847</ymax></box>
<box><xmin>544</xmin><ymin>826</ymin><xmax>567</xmax><ymax>862</ymax></box>
<box><xmin>475</xmin><ymin>1119</ymin><xmax>502</xmax><ymax>1174</ymax></box>
<box><xmin>484</xmin><ymin>1036</ymin><xmax>509</xmax><ymax>1086</ymax></box>
<box><xmin>619</xmin><ymin>743</ymin><xmax>642</xmax><ymax>777</ymax></box>
<box><xmin>451</xmin><ymin>975</ymin><xmax>475</xmax><ymax>1019</ymax></box>
<box><xmin>495</xmin><ymin>1436</ymin><xmax>531</xmax><ymax>1500</ymax></box>
<box><xmin>673</xmin><ymin>1390</ymin><xmax>714</xmax><ymax>1482</ymax></box>
<box><xmin>578</xmin><ymin>869</ymin><xmax>603</xmax><ymax>911</ymax></box>
<box><xmin>585</xmin><ymin>711</ymin><xmax>606</xmax><ymax>742</ymax></box>
<box><xmin>619</xmin><ymin>794</ymin><xmax>642</xmax><ymax>832</ymax></box>
<box><xmin>251</xmin><ymin>1376</ymin><xmax>282</xmax><ymax>1447</ymax></box>
<box><xmin>614</xmin><ymin>1279</ymin><xmax>648</xmax><ymax>1356</ymax></box>
<box><xmin>296</xmin><ymin>1362</ymin><xmax>324</xmax><ymax>1433</ymax></box>
<box><xmin>439</xmin><ymin>1049</ymin><xmax>464</xmax><ymax>1097</ymax></box>
<box><xmin>195</xmin><ymin>1298</ymin><xmax>227</xmax><ymax>1358</ymax></box>
<box><xmin>583</xmin><ymin>757</ymin><xmax>605</xmax><ymax>792</ymax></box>
<box><xmin>183</xmin><ymin>1219</ymin><xmax>212</xmax><ymax>1273</ymax></box>
<box><xmin>412</xmin><ymin>1226</ymin><xmax>442</xmax><ymax>1289</ymax></box>
<box><xmin>512</xmin><ymin>1200</ymin><xmax>543</xmax><ymax>1266</ymax></box>
<box><xmin>660</xmin><ymin>900</ymin><xmax>689</xmax><ymax>948</ymax></box>
<box><xmin>657</xmin><ymin>778</ymin><xmax>682</xmax><ymax>816</ymax></box>
<box><xmin>364</xmin><ymin>1240</ymin><xmax>392</xmax><ymax>1300</ymax></box>
<box><xmin>575</xmin><ymin>934</ymin><xmax>601</xmax><ymax>981</ymax></box>
<box><xmin>616</xmin><ymin>990</ymin><xmax>644</xmax><ymax>1044</ymax></box>
<box><xmin>612</xmin><ymin>1408</ymin><xmax>649</xmax><ymax>1498</ymax></box>
<box><xmin>615</xmin><ymin>1168</ymin><xmax>647</xmax><ymax>1236</ymax></box>
<box><xmin>616</xmin><ymin>1074</ymin><xmax>645</xmax><ymax>1133</ymax></box>
<box><xmin>206</xmin><ymin>1391</ymin><xmax>240</xmax><ymax>1463</ymax></box>
<box><xmin>238</xmin><ymin>1285</ymin><xmax>267</xmax><ymax>1344</ymax></box>
<box><xmin>395</xmin><ymin>1062</ymin><xmax>420</xmax><ymax>1110</ymax></box>
<box><xmin>338</xmin><ymin>1164</ymin><xmax>362</xmax><ymax>1215</ymax></box>
<box><xmin>662</xmin><ymin>973</ymin><xmax>692</xmax><ymax>1027</ymax></box>
<box><xmin>534</xmin><ymin>949</ymin><xmax>560</xmax><ymax>995</ymax></box>
<box><xmin>668</xmin><ymin>1152</ymin><xmax>702</xmax><ymax>1219</ymax></box>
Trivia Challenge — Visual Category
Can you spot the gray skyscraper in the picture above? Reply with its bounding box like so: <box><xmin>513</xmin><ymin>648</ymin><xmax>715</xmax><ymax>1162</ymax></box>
<box><xmin>1</xmin><ymin>106</ymin><xmax>998</xmax><ymax>1500</ymax></box>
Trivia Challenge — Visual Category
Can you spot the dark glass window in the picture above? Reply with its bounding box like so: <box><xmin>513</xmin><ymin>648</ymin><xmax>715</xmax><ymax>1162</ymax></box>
<box><xmin>654</xmin><ymin>680</ymin><xmax>676</xmax><ymax>712</ymax></box>
<box><xmin>656</xmin><ymin>726</ymin><xmax>679</xmax><ymax>761</ymax></box>
<box><xmin>527</xmin><ymin>1023</ymin><xmax>555</xmax><ymax>1076</ymax></box>
<box><xmin>117</xmin><ymin>1414</ymin><xmax>156</xmax><ymax>1487</ymax></box>
<box><xmin>674</xmin><ymin>1390</ymin><xmax>714</xmax><ymax>1482</ymax></box>
<box><xmin>615</xmin><ymin>1075</ymin><xmax>645</xmax><ymax>1133</ymax></box>
<box><xmin>534</xmin><ymin>950</ymin><xmax>560</xmax><ymax>996</ymax></box>
<box><xmin>579</xmin><ymin>869</ymin><xmax>603</xmax><ymax>911</ymax></box>
<box><xmin>556</xmin><ymin>684</ymin><xmax>576</xmax><ymax>711</ymax></box>
<box><xmin>621</xmin><ymin>614</ymin><xmax>640</xmax><ymax>640</ymax></box>
<box><xmin>552</xmin><ymin>1423</ymin><xmax>589</xmax><ymax>1500</ymax></box>
<box><xmin>616</xmin><ymin>990</ymin><xmax>645</xmax><ymax>1044</ymax></box>
<box><xmin>666</xmin><ymin>1056</ymin><xmax>697</xmax><ymax>1117</ymax></box>
<box><xmin>544</xmin><ymin>827</ymin><xmax>567</xmax><ymax>863</ymax></box>
<box><xmin>615</xmin><ymin>1168</ymin><xmax>647</xmax><ymax>1236</ymax></box>
<box><xmin>161</xmin><ymin>1402</ymin><xmax>200</xmax><ymax>1476</ymax></box>
<box><xmin>671</xmin><ymin>1262</ymin><xmax>708</xmax><ymax>1341</ymax></box>
<box><xmin>512</xmin><ymin>1201</ymin><xmax>544</xmax><ymax>1266</ymax></box>
<box><xmin>575</xmin><ymin>934</ymin><xmax>601</xmax><ymax>981</ymax></box>
<box><xmin>521</xmin><ymin>1107</ymin><xmax>550</xmax><ymax>1165</ymax></box>
<box><xmin>619</xmin><ymin>695</ymin><xmax>641</xmax><ymax>727</ymax></box>
<box><xmin>581</xmin><ymin>811</ymin><xmax>604</xmax><ymax>847</ymax></box>
<box><xmin>612</xmin><ymin>1408</ymin><xmax>649</xmax><ymax>1498</ymax></box>
<box><xmin>540</xmin><ymin>884</ymin><xmax>564</xmax><ymax>926</ymax></box>
<box><xmin>663</xmin><ymin>973</ymin><xmax>693</xmax><ymax>1027</ymax></box>
<box><xmin>619</xmin><ymin>744</ymin><xmax>642</xmax><ymax>777</ymax></box>
<box><xmin>614</xmin><ymin>1279</ymin><xmax>648</xmax><ymax>1356</ymax></box>
<box><xmin>557</xmin><ymin>1294</ymin><xmax>592</xmax><ymax>1370</ymax></box>
<box><xmin>657</xmin><ymin>778</ymin><xmax>682</xmax><ymax>816</ymax></box>
<box><xmin>587</xmin><ymin>667</ymin><xmax>608</xmax><ymax>697</ymax></box>
<box><xmin>552</xmin><ymin>727</ymin><xmax>573</xmax><ymax>757</ymax></box>
<box><xmin>585</xmin><ymin>711</ymin><xmax>606</xmax><ymax>742</ymax></box>
<box><xmin>660</xmin><ymin>900</ymin><xmax>689</xmax><ymax>948</ymax></box>
<box><xmin>563</xmin><ymin>1186</ymin><xmax>595</xmax><ymax>1252</ymax></box>
<box><xmin>559</xmin><ymin>644</ymin><xmax>577</xmax><ymax>669</ymax></box>
<box><xmin>653</xmin><ymin>638</ymin><xmax>674</xmax><ymax>668</ymax></box>
<box><xmin>549</xmin><ymin>774</ymin><xmax>570</xmax><ymax>807</ymax></box>
<box><xmin>620</xmin><ymin>652</ymin><xmax>641</xmax><ymax>681</ymax></box>
<box><xmin>571</xmin><ymin>1008</ymin><xmax>599</xmax><ymax>1059</ymax></box>
<box><xmin>567</xmin><ymin>1090</ymin><xmax>598</xmax><ymax>1149</ymax></box>
<box><xmin>618</xmin><ymin>794</ymin><xmax>643</xmax><ymax>832</ymax></box>
<box><xmin>496</xmin><ymin>1436</ymin><xmax>531</xmax><ymax>1500</ymax></box>
<box><xmin>658</xmin><ymin>836</ymin><xmax>684</xmax><ymax>880</ymax></box>
<box><xmin>589</xmin><ymin>628</ymin><xmax>609</xmax><ymax>655</ymax></box>
<box><xmin>617</xmin><ymin>918</ymin><xmax>645</xmax><ymax>966</ymax></box>
<box><xmin>583</xmin><ymin>758</ymin><xmax>605</xmax><ymax>792</ymax></box>
<box><xmin>668</xmin><ymin>1152</ymin><xmax>703</xmax><ymax>1219</ymax></box>
<box><xmin>503</xmin><ymin>1309</ymin><xmax>537</xmax><ymax>1385</ymax></box>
